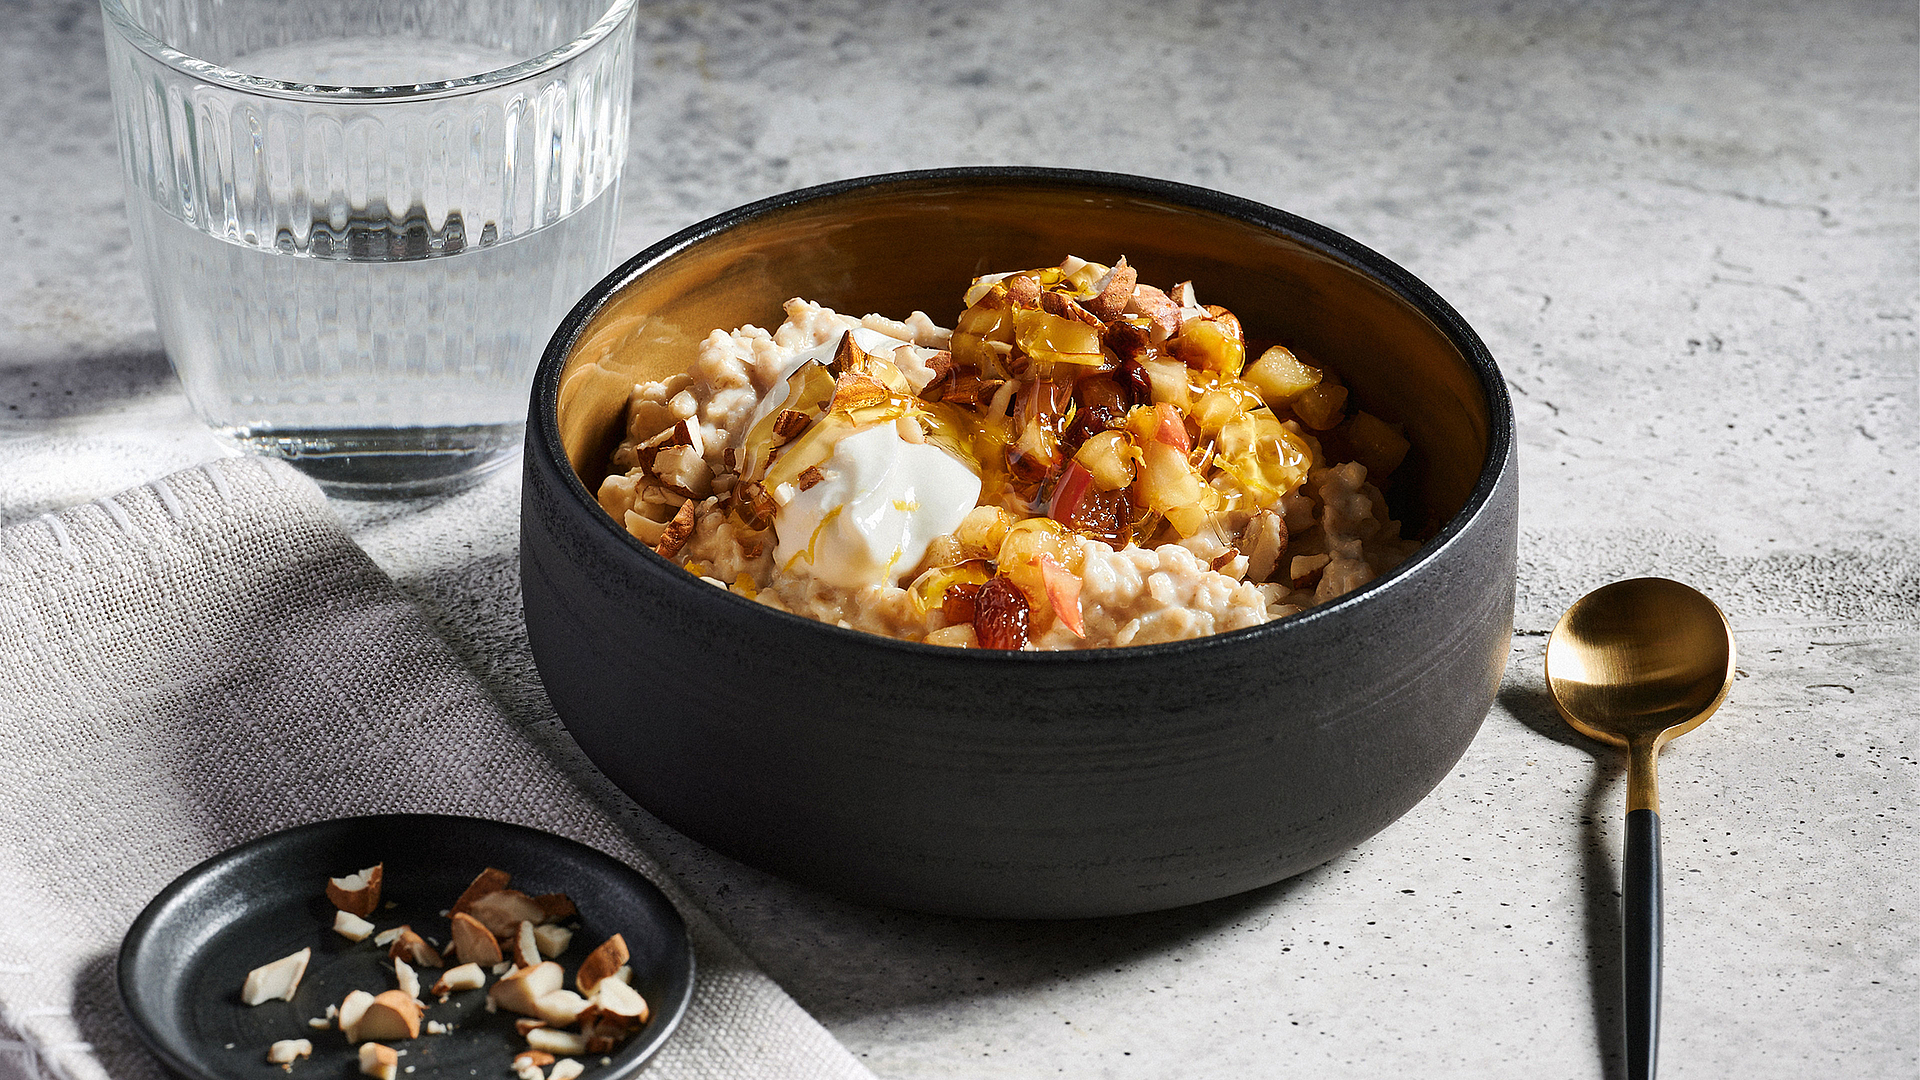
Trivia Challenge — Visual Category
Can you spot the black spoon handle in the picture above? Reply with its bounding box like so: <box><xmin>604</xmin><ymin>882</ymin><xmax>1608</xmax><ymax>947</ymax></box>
<box><xmin>1624</xmin><ymin>807</ymin><xmax>1663</xmax><ymax>1080</ymax></box>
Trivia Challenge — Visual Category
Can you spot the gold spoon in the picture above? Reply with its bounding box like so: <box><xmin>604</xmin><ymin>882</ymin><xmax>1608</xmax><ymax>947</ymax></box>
<box><xmin>1545</xmin><ymin>578</ymin><xmax>1735</xmax><ymax>1080</ymax></box>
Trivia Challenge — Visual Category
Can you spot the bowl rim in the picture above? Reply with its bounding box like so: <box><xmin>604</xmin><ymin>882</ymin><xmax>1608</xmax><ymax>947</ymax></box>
<box><xmin>530</xmin><ymin>166</ymin><xmax>1514</xmax><ymax>663</ymax></box>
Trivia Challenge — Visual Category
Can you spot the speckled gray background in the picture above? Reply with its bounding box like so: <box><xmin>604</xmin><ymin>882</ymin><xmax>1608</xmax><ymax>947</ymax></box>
<box><xmin>2</xmin><ymin>1</ymin><xmax>1915</xmax><ymax>1077</ymax></box>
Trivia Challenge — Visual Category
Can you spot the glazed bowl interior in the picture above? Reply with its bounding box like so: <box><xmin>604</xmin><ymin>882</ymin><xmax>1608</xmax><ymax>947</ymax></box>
<box><xmin>555</xmin><ymin>175</ymin><xmax>1490</xmax><ymax>541</ymax></box>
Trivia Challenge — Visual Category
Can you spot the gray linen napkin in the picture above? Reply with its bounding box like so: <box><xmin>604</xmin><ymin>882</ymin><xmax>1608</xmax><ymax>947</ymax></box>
<box><xmin>0</xmin><ymin>456</ymin><xmax>873</xmax><ymax>1080</ymax></box>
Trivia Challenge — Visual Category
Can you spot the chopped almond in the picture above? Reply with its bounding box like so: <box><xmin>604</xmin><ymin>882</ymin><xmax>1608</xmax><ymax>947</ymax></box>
<box><xmin>590</xmin><ymin>976</ymin><xmax>650</xmax><ymax>1030</ymax></box>
<box><xmin>431</xmin><ymin>963</ymin><xmax>486</xmax><ymax>994</ymax></box>
<box><xmin>372</xmin><ymin>926</ymin><xmax>405</xmax><ymax>947</ymax></box>
<box><xmin>393</xmin><ymin>958</ymin><xmax>421</xmax><ymax>1003</ymax></box>
<box><xmin>531</xmin><ymin>924</ymin><xmax>573</xmax><ymax>959</ymax></box>
<box><xmin>653</xmin><ymin>501</ymin><xmax>696</xmax><ymax>560</ymax></box>
<box><xmin>241</xmin><ymin>948</ymin><xmax>311</xmax><ymax>1005</ymax></box>
<box><xmin>327</xmin><ymin>865</ymin><xmax>384</xmax><ymax>917</ymax></box>
<box><xmin>449</xmin><ymin>912</ymin><xmax>503</xmax><ymax>966</ymax></box>
<box><xmin>467</xmin><ymin>890</ymin><xmax>550</xmax><ymax>937</ymax></box>
<box><xmin>451</xmin><ymin>868</ymin><xmax>512</xmax><ymax>915</ymax></box>
<box><xmin>387</xmin><ymin>927</ymin><xmax>442</xmax><ymax>968</ymax></box>
<box><xmin>489</xmin><ymin>961</ymin><xmax>564</xmax><ymax>1017</ymax></box>
<box><xmin>795</xmin><ymin>466</ymin><xmax>824</xmax><ymax>491</ymax></box>
<box><xmin>532</xmin><ymin>989</ymin><xmax>590</xmax><ymax>1027</ymax></box>
<box><xmin>514</xmin><ymin>1018</ymin><xmax>549</xmax><ymax>1037</ymax></box>
<box><xmin>337</xmin><ymin>991</ymin><xmax>375</xmax><ymax>1042</ymax></box>
<box><xmin>575</xmin><ymin>935</ymin><xmax>629</xmax><ymax>995</ymax></box>
<box><xmin>333</xmin><ymin>910</ymin><xmax>376</xmax><ymax>942</ymax></box>
<box><xmin>358</xmin><ymin>1042</ymin><xmax>398</xmax><ymax>1080</ymax></box>
<box><xmin>548</xmin><ymin>1060</ymin><xmax>584</xmax><ymax>1080</ymax></box>
<box><xmin>267</xmin><ymin>1039</ymin><xmax>312</xmax><ymax>1068</ymax></box>
<box><xmin>525</xmin><ymin>1028</ymin><xmax>588</xmax><ymax>1056</ymax></box>
<box><xmin>512</xmin><ymin>922</ymin><xmax>542</xmax><ymax>968</ymax></box>
<box><xmin>1005</xmin><ymin>275</ymin><xmax>1042</xmax><ymax>307</ymax></box>
<box><xmin>1085</xmin><ymin>258</ymin><xmax>1137</xmax><ymax>322</ymax></box>
<box><xmin>532</xmin><ymin>894</ymin><xmax>576</xmax><ymax>924</ymax></box>
<box><xmin>353</xmin><ymin>991</ymin><xmax>421</xmax><ymax>1042</ymax></box>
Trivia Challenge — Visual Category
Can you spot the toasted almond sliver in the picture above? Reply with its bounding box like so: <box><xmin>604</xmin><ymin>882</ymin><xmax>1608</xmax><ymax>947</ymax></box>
<box><xmin>576</xmin><ymin>935</ymin><xmax>630</xmax><ymax>996</ymax></box>
<box><xmin>327</xmin><ymin>865</ymin><xmax>384</xmax><ymax>917</ymax></box>
<box><xmin>333</xmin><ymin>909</ymin><xmax>376</xmax><ymax>942</ymax></box>
<box><xmin>451</xmin><ymin>868</ymin><xmax>512</xmax><ymax>915</ymax></box>
<box><xmin>387</xmin><ymin>927</ymin><xmax>442</xmax><ymax>969</ymax></box>
<box><xmin>512</xmin><ymin>921</ymin><xmax>542</xmax><ymax>968</ymax></box>
<box><xmin>525</xmin><ymin>1028</ymin><xmax>588</xmax><ymax>1056</ymax></box>
<box><xmin>449</xmin><ymin>912</ymin><xmax>503</xmax><ymax>966</ymax></box>
<box><xmin>431</xmin><ymin>962</ymin><xmax>486</xmax><ymax>995</ymax></box>
<box><xmin>358</xmin><ymin>1043</ymin><xmax>398</xmax><ymax>1080</ymax></box>
<box><xmin>241</xmin><ymin>948</ymin><xmax>311</xmax><ymax>1006</ymax></box>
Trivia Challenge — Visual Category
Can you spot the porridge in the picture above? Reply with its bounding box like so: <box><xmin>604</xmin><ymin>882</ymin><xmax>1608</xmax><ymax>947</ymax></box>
<box><xmin>595</xmin><ymin>257</ymin><xmax>1419</xmax><ymax>650</ymax></box>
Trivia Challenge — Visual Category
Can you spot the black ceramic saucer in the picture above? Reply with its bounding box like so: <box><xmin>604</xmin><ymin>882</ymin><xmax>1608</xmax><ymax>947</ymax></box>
<box><xmin>119</xmin><ymin>815</ymin><xmax>693</xmax><ymax>1080</ymax></box>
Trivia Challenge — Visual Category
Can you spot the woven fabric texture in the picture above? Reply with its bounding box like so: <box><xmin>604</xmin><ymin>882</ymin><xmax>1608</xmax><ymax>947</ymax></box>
<box><xmin>0</xmin><ymin>456</ymin><xmax>871</xmax><ymax>1080</ymax></box>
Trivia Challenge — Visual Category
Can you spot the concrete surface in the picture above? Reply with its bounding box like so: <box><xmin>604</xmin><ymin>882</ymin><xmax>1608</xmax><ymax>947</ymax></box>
<box><xmin>3</xmin><ymin>0</ymin><xmax>1915</xmax><ymax>1076</ymax></box>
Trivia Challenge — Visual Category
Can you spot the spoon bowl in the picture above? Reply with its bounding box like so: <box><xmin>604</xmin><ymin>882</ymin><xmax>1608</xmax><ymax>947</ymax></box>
<box><xmin>1546</xmin><ymin>577</ymin><xmax>1735</xmax><ymax>756</ymax></box>
<box><xmin>1545</xmin><ymin>577</ymin><xmax>1735</xmax><ymax>1080</ymax></box>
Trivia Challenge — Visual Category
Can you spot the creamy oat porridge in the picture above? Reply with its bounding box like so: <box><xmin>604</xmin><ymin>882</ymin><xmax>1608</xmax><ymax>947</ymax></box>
<box><xmin>595</xmin><ymin>257</ymin><xmax>1420</xmax><ymax>650</ymax></box>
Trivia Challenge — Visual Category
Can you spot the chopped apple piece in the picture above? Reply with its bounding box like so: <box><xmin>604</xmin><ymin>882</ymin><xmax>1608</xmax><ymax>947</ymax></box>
<box><xmin>431</xmin><ymin>963</ymin><xmax>486</xmax><ymax>994</ymax></box>
<box><xmin>333</xmin><ymin>910</ymin><xmax>376</xmax><ymax>942</ymax></box>
<box><xmin>489</xmin><ymin>961</ymin><xmax>564</xmax><ymax>1017</ymax></box>
<box><xmin>531</xmin><ymin>924</ymin><xmax>573</xmax><ymax>959</ymax></box>
<box><xmin>267</xmin><ymin>1039</ymin><xmax>312</xmax><ymax>1068</ymax></box>
<box><xmin>512</xmin><ymin>922</ymin><xmax>542</xmax><ymax>968</ymax></box>
<box><xmin>387</xmin><ymin>927</ymin><xmax>442</xmax><ymax>968</ymax></box>
<box><xmin>1292</xmin><ymin>380</ymin><xmax>1348</xmax><ymax>431</ymax></box>
<box><xmin>575</xmin><ymin>935</ymin><xmax>629</xmax><ymax>995</ymax></box>
<box><xmin>449</xmin><ymin>912</ymin><xmax>502</xmax><ymax>966</ymax></box>
<box><xmin>358</xmin><ymin>1043</ymin><xmax>398</xmax><ymax>1080</ymax></box>
<box><xmin>1344</xmin><ymin>411</ymin><xmax>1410</xmax><ymax>480</ymax></box>
<box><xmin>241</xmin><ymin>948</ymin><xmax>311</xmax><ymax>1005</ymax></box>
<box><xmin>1244</xmin><ymin>345</ymin><xmax>1321</xmax><ymax>407</ymax></box>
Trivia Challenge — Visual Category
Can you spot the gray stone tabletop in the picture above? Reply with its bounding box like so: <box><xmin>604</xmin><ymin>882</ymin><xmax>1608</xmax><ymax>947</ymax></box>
<box><xmin>3</xmin><ymin>1</ymin><xmax>1914</xmax><ymax>1077</ymax></box>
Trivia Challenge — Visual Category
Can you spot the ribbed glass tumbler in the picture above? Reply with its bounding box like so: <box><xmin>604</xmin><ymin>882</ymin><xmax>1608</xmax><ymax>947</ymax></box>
<box><xmin>102</xmin><ymin>0</ymin><xmax>637</xmax><ymax>497</ymax></box>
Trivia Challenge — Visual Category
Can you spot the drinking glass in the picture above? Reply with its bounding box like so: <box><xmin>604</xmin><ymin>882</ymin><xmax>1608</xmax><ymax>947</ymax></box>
<box><xmin>102</xmin><ymin>0</ymin><xmax>637</xmax><ymax>497</ymax></box>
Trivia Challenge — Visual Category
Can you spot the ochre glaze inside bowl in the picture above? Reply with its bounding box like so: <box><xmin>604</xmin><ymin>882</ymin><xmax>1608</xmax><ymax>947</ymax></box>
<box><xmin>559</xmin><ymin>178</ymin><xmax>1490</xmax><ymax>546</ymax></box>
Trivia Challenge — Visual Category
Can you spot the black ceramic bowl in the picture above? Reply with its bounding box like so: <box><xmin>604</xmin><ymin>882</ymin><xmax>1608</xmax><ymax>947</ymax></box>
<box><xmin>522</xmin><ymin>167</ymin><xmax>1516</xmax><ymax>919</ymax></box>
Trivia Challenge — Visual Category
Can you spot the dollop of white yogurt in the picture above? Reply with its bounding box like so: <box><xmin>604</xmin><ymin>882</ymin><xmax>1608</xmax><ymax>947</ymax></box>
<box><xmin>773</xmin><ymin>424</ymin><xmax>981</xmax><ymax>589</ymax></box>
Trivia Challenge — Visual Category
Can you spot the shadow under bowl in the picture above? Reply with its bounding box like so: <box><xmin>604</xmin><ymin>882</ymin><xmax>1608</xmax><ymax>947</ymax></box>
<box><xmin>521</xmin><ymin>167</ymin><xmax>1517</xmax><ymax>919</ymax></box>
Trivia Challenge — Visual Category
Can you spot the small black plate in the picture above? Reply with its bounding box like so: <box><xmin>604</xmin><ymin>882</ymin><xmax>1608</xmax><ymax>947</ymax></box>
<box><xmin>119</xmin><ymin>815</ymin><xmax>694</xmax><ymax>1080</ymax></box>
